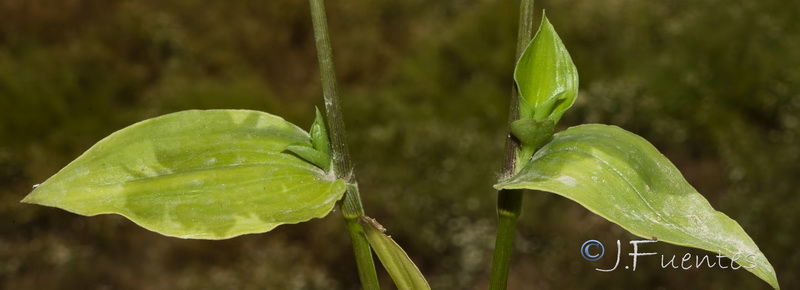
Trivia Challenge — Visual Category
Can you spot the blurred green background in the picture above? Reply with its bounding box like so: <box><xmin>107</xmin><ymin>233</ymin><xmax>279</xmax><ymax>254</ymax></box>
<box><xmin>2</xmin><ymin>0</ymin><xmax>798</xmax><ymax>289</ymax></box>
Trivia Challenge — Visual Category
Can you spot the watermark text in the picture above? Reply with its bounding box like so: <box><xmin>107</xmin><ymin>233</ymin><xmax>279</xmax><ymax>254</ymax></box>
<box><xmin>580</xmin><ymin>239</ymin><xmax>758</xmax><ymax>271</ymax></box>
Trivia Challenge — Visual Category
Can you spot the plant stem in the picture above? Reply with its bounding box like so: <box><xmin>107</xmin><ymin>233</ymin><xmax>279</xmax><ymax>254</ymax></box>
<box><xmin>308</xmin><ymin>0</ymin><xmax>379</xmax><ymax>289</ymax></box>
<box><xmin>490</xmin><ymin>189</ymin><xmax>523</xmax><ymax>290</ymax></box>
<box><xmin>490</xmin><ymin>0</ymin><xmax>535</xmax><ymax>289</ymax></box>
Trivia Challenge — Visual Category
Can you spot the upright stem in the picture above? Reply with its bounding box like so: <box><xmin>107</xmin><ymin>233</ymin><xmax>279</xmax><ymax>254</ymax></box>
<box><xmin>308</xmin><ymin>0</ymin><xmax>379</xmax><ymax>289</ymax></box>
<box><xmin>490</xmin><ymin>0</ymin><xmax>535</xmax><ymax>289</ymax></box>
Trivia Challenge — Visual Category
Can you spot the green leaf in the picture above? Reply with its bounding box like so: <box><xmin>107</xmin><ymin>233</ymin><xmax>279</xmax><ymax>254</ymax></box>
<box><xmin>359</xmin><ymin>216</ymin><xmax>430</xmax><ymax>290</ymax></box>
<box><xmin>514</xmin><ymin>12</ymin><xmax>578</xmax><ymax>123</ymax></box>
<box><xmin>495</xmin><ymin>124</ymin><xmax>779</xmax><ymax>289</ymax></box>
<box><xmin>22</xmin><ymin>110</ymin><xmax>346</xmax><ymax>240</ymax></box>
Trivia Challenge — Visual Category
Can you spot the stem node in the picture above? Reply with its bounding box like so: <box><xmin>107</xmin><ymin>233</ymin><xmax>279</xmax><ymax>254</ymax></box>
<box><xmin>308</xmin><ymin>0</ymin><xmax>379</xmax><ymax>288</ymax></box>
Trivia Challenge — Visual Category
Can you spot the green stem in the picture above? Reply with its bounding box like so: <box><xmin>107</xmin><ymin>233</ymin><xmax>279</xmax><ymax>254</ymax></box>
<box><xmin>490</xmin><ymin>189</ymin><xmax>523</xmax><ymax>290</ymax></box>
<box><xmin>490</xmin><ymin>0</ymin><xmax>535</xmax><ymax>289</ymax></box>
<box><xmin>308</xmin><ymin>0</ymin><xmax>379</xmax><ymax>289</ymax></box>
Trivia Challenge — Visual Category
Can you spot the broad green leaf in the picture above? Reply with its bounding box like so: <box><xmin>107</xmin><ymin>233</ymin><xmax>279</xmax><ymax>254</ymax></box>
<box><xmin>514</xmin><ymin>13</ymin><xmax>578</xmax><ymax>123</ymax></box>
<box><xmin>495</xmin><ymin>124</ymin><xmax>778</xmax><ymax>289</ymax></box>
<box><xmin>22</xmin><ymin>110</ymin><xmax>346</xmax><ymax>240</ymax></box>
<box><xmin>359</xmin><ymin>216</ymin><xmax>430</xmax><ymax>290</ymax></box>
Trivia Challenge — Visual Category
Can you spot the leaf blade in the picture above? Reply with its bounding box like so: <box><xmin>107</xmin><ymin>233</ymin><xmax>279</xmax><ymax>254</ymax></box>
<box><xmin>22</xmin><ymin>109</ymin><xmax>346</xmax><ymax>239</ymax></box>
<box><xmin>495</xmin><ymin>124</ymin><xmax>779</xmax><ymax>289</ymax></box>
<box><xmin>359</xmin><ymin>216</ymin><xmax>430</xmax><ymax>290</ymax></box>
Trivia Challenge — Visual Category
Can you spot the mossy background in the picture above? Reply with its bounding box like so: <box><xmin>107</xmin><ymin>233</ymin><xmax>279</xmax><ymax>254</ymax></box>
<box><xmin>2</xmin><ymin>0</ymin><xmax>798</xmax><ymax>289</ymax></box>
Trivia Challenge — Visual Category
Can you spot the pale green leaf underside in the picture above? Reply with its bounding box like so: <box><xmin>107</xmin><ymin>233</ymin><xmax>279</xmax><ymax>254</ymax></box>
<box><xmin>495</xmin><ymin>124</ymin><xmax>778</xmax><ymax>289</ymax></box>
<box><xmin>360</xmin><ymin>216</ymin><xmax>430</xmax><ymax>290</ymax></box>
<box><xmin>22</xmin><ymin>110</ymin><xmax>346</xmax><ymax>240</ymax></box>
